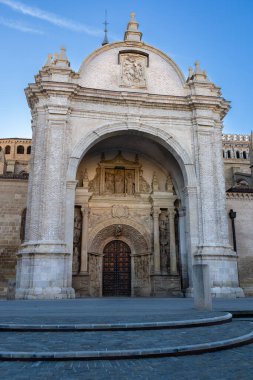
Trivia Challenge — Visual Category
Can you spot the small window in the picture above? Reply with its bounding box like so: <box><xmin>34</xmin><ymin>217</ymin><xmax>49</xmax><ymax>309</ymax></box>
<box><xmin>27</xmin><ymin>146</ymin><xmax>31</xmax><ymax>154</ymax></box>
<box><xmin>243</xmin><ymin>151</ymin><xmax>247</xmax><ymax>159</ymax></box>
<box><xmin>0</xmin><ymin>146</ymin><xmax>2</xmax><ymax>152</ymax></box>
<box><xmin>17</xmin><ymin>145</ymin><xmax>24</xmax><ymax>154</ymax></box>
<box><xmin>227</xmin><ymin>150</ymin><xmax>231</xmax><ymax>158</ymax></box>
<box><xmin>236</xmin><ymin>151</ymin><xmax>240</xmax><ymax>159</ymax></box>
<box><xmin>5</xmin><ymin>145</ymin><xmax>11</xmax><ymax>154</ymax></box>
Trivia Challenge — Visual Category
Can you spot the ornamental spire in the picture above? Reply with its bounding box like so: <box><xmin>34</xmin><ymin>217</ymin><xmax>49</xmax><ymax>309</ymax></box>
<box><xmin>124</xmin><ymin>12</ymin><xmax>142</xmax><ymax>42</ymax></box>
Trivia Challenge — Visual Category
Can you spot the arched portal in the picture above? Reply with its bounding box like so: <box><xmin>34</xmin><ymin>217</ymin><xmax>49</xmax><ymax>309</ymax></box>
<box><xmin>103</xmin><ymin>240</ymin><xmax>131</xmax><ymax>296</ymax></box>
<box><xmin>69</xmin><ymin>124</ymin><xmax>192</xmax><ymax>298</ymax></box>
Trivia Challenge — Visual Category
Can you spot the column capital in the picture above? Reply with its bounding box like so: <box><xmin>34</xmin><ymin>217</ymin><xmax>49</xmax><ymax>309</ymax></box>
<box><xmin>66</xmin><ymin>180</ymin><xmax>78</xmax><ymax>190</ymax></box>
<box><xmin>151</xmin><ymin>206</ymin><xmax>161</xmax><ymax>217</ymax></box>
<box><xmin>81</xmin><ymin>205</ymin><xmax>90</xmax><ymax>216</ymax></box>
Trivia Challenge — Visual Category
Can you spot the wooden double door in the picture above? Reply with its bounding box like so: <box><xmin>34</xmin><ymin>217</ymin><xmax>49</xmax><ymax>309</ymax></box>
<box><xmin>103</xmin><ymin>240</ymin><xmax>131</xmax><ymax>296</ymax></box>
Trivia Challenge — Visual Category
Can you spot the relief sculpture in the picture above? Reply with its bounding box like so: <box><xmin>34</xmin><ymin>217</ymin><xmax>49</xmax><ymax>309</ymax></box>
<box><xmin>159</xmin><ymin>210</ymin><xmax>170</xmax><ymax>274</ymax></box>
<box><xmin>88</xmin><ymin>151</ymin><xmax>150</xmax><ymax>196</ymax></box>
<box><xmin>120</xmin><ymin>54</ymin><xmax>147</xmax><ymax>88</ymax></box>
<box><xmin>72</xmin><ymin>207</ymin><xmax>82</xmax><ymax>274</ymax></box>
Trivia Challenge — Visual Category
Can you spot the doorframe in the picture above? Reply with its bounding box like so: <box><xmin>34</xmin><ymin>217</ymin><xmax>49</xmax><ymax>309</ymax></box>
<box><xmin>100</xmin><ymin>237</ymin><xmax>136</xmax><ymax>297</ymax></box>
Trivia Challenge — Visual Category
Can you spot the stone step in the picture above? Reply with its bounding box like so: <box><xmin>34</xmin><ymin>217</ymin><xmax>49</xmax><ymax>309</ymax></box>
<box><xmin>0</xmin><ymin>320</ymin><xmax>252</xmax><ymax>360</ymax></box>
<box><xmin>0</xmin><ymin>312</ymin><xmax>232</xmax><ymax>331</ymax></box>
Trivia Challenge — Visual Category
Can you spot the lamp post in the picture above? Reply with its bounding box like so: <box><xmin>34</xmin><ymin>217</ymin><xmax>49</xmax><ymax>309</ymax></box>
<box><xmin>229</xmin><ymin>209</ymin><xmax>237</xmax><ymax>252</ymax></box>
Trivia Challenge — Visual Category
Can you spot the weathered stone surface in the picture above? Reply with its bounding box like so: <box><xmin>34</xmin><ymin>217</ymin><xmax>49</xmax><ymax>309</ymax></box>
<box><xmin>193</xmin><ymin>264</ymin><xmax>212</xmax><ymax>311</ymax></box>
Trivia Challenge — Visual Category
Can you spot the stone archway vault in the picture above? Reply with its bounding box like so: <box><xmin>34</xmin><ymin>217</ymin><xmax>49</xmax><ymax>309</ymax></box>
<box><xmin>65</xmin><ymin>121</ymin><xmax>198</xmax><ymax>297</ymax></box>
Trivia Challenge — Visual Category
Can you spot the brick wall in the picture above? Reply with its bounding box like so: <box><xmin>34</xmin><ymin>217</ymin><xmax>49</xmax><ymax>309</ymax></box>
<box><xmin>0</xmin><ymin>179</ymin><xmax>28</xmax><ymax>298</ymax></box>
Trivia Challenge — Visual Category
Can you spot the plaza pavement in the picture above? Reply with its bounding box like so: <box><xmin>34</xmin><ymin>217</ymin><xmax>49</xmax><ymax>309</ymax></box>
<box><xmin>0</xmin><ymin>297</ymin><xmax>253</xmax><ymax>379</ymax></box>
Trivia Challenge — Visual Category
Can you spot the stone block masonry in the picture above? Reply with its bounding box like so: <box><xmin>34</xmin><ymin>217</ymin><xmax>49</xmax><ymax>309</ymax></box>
<box><xmin>0</xmin><ymin>179</ymin><xmax>28</xmax><ymax>298</ymax></box>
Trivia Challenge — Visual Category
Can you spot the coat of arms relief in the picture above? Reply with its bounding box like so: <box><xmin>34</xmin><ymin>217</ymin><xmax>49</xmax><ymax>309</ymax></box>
<box><xmin>120</xmin><ymin>53</ymin><xmax>147</xmax><ymax>89</ymax></box>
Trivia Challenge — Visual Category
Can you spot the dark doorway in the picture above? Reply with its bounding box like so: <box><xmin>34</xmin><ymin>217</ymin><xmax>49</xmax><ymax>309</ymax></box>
<box><xmin>103</xmin><ymin>240</ymin><xmax>131</xmax><ymax>296</ymax></box>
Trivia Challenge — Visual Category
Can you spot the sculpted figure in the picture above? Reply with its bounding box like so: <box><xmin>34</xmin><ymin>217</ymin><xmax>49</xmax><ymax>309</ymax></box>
<box><xmin>105</xmin><ymin>171</ymin><xmax>114</xmax><ymax>194</ymax></box>
<box><xmin>159</xmin><ymin>211</ymin><xmax>169</xmax><ymax>274</ymax></box>
<box><xmin>115</xmin><ymin>170</ymin><xmax>125</xmax><ymax>193</ymax></box>
<box><xmin>126</xmin><ymin>171</ymin><xmax>134</xmax><ymax>194</ymax></box>
<box><xmin>72</xmin><ymin>208</ymin><xmax>82</xmax><ymax>273</ymax></box>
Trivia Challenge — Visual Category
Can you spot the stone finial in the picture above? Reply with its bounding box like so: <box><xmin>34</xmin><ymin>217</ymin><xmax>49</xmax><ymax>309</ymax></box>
<box><xmin>166</xmin><ymin>173</ymin><xmax>174</xmax><ymax>193</ymax></box>
<box><xmin>194</xmin><ymin>61</ymin><xmax>201</xmax><ymax>74</ymax></box>
<box><xmin>53</xmin><ymin>47</ymin><xmax>70</xmax><ymax>68</ymax></box>
<box><xmin>124</xmin><ymin>12</ymin><xmax>142</xmax><ymax>42</ymax></box>
<box><xmin>188</xmin><ymin>67</ymin><xmax>193</xmax><ymax>78</ymax></box>
<box><xmin>152</xmin><ymin>172</ymin><xmax>159</xmax><ymax>192</ymax></box>
<box><xmin>188</xmin><ymin>60</ymin><xmax>209</xmax><ymax>82</ymax></box>
<box><xmin>44</xmin><ymin>54</ymin><xmax>53</xmax><ymax>67</ymax></box>
<box><xmin>82</xmin><ymin>168</ymin><xmax>89</xmax><ymax>190</ymax></box>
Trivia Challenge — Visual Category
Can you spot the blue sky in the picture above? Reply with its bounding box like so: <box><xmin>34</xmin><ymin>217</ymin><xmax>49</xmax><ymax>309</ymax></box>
<box><xmin>0</xmin><ymin>0</ymin><xmax>252</xmax><ymax>138</ymax></box>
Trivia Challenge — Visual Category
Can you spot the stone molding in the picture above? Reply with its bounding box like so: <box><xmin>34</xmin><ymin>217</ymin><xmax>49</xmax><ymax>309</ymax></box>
<box><xmin>88</xmin><ymin>217</ymin><xmax>151</xmax><ymax>251</ymax></box>
<box><xmin>226</xmin><ymin>192</ymin><xmax>253</xmax><ymax>200</ymax></box>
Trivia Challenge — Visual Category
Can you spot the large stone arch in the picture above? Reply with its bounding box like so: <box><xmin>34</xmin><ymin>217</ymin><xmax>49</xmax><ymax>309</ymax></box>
<box><xmin>66</xmin><ymin>121</ymin><xmax>197</xmax><ymax>188</ymax></box>
<box><xmin>65</xmin><ymin>121</ymin><xmax>199</xmax><ymax>295</ymax></box>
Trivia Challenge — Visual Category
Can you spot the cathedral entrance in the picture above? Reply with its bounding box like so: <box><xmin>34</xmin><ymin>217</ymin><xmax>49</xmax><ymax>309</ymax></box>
<box><xmin>103</xmin><ymin>240</ymin><xmax>131</xmax><ymax>296</ymax></box>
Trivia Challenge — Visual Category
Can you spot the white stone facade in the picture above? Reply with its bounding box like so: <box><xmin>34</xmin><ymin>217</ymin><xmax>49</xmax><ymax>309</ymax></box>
<box><xmin>15</xmin><ymin>14</ymin><xmax>244</xmax><ymax>299</ymax></box>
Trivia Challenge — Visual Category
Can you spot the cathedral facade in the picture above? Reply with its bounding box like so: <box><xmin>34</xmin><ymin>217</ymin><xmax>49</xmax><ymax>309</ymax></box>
<box><xmin>1</xmin><ymin>14</ymin><xmax>252</xmax><ymax>299</ymax></box>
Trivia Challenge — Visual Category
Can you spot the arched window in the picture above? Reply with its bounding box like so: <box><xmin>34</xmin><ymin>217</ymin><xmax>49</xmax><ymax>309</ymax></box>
<box><xmin>243</xmin><ymin>151</ymin><xmax>247</xmax><ymax>159</ymax></box>
<box><xmin>17</xmin><ymin>145</ymin><xmax>24</xmax><ymax>154</ymax></box>
<box><xmin>0</xmin><ymin>146</ymin><xmax>2</xmax><ymax>152</ymax></box>
<box><xmin>227</xmin><ymin>150</ymin><xmax>231</xmax><ymax>159</ymax></box>
<box><xmin>236</xmin><ymin>151</ymin><xmax>240</xmax><ymax>159</ymax></box>
<box><xmin>27</xmin><ymin>146</ymin><xmax>31</xmax><ymax>154</ymax></box>
<box><xmin>5</xmin><ymin>145</ymin><xmax>11</xmax><ymax>154</ymax></box>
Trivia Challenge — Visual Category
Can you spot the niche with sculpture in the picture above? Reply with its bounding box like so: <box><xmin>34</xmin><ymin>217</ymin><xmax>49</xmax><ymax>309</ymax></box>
<box><xmin>72</xmin><ymin>207</ymin><xmax>82</xmax><ymax>274</ymax></box>
<box><xmin>159</xmin><ymin>209</ymin><xmax>170</xmax><ymax>274</ymax></box>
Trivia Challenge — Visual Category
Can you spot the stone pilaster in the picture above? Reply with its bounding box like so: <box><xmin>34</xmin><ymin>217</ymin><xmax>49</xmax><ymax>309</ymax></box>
<box><xmin>153</xmin><ymin>207</ymin><xmax>161</xmax><ymax>274</ymax></box>
<box><xmin>178</xmin><ymin>207</ymin><xmax>188</xmax><ymax>289</ymax></box>
<box><xmin>15</xmin><ymin>105</ymin><xmax>75</xmax><ymax>299</ymax></box>
<box><xmin>193</xmin><ymin>123</ymin><xmax>244</xmax><ymax>298</ymax></box>
<box><xmin>168</xmin><ymin>208</ymin><xmax>178</xmax><ymax>275</ymax></box>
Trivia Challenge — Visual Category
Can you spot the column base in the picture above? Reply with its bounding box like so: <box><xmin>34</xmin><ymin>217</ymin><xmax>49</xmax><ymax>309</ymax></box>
<box><xmin>15</xmin><ymin>243</ymin><xmax>75</xmax><ymax>300</ymax></box>
<box><xmin>186</xmin><ymin>286</ymin><xmax>244</xmax><ymax>299</ymax></box>
<box><xmin>15</xmin><ymin>287</ymin><xmax>75</xmax><ymax>300</ymax></box>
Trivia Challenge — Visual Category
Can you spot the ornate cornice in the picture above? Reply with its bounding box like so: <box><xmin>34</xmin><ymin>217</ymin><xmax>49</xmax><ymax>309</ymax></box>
<box><xmin>25</xmin><ymin>80</ymin><xmax>230</xmax><ymax>118</ymax></box>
